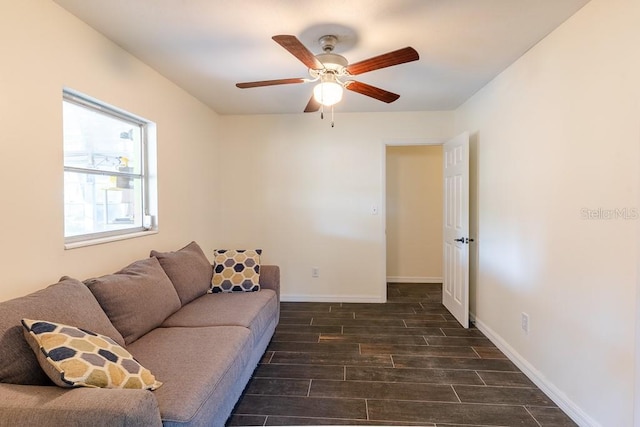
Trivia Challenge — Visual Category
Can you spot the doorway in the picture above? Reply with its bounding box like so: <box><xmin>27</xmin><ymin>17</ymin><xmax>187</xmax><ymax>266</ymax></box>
<box><xmin>385</xmin><ymin>145</ymin><xmax>444</xmax><ymax>285</ymax></box>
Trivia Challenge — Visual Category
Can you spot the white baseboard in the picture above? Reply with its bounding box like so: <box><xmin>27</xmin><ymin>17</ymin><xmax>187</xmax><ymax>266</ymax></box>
<box><xmin>281</xmin><ymin>294</ymin><xmax>385</xmax><ymax>303</ymax></box>
<box><xmin>386</xmin><ymin>276</ymin><xmax>442</xmax><ymax>284</ymax></box>
<box><xmin>473</xmin><ymin>316</ymin><xmax>599</xmax><ymax>427</ymax></box>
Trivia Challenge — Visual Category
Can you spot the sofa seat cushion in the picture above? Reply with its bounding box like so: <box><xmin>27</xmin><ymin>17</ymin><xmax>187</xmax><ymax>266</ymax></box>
<box><xmin>0</xmin><ymin>277</ymin><xmax>125</xmax><ymax>385</ymax></box>
<box><xmin>161</xmin><ymin>289</ymin><xmax>278</xmax><ymax>346</ymax></box>
<box><xmin>126</xmin><ymin>326</ymin><xmax>252</xmax><ymax>426</ymax></box>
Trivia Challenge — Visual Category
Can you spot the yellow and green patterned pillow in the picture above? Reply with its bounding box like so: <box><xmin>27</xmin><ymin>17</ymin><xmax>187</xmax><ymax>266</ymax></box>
<box><xmin>21</xmin><ymin>319</ymin><xmax>161</xmax><ymax>390</ymax></box>
<box><xmin>211</xmin><ymin>249</ymin><xmax>261</xmax><ymax>293</ymax></box>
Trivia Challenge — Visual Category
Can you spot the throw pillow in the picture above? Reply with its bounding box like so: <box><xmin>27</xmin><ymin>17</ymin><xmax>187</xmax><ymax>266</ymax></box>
<box><xmin>150</xmin><ymin>241</ymin><xmax>213</xmax><ymax>306</ymax></box>
<box><xmin>21</xmin><ymin>319</ymin><xmax>162</xmax><ymax>390</ymax></box>
<box><xmin>0</xmin><ymin>277</ymin><xmax>125</xmax><ymax>386</ymax></box>
<box><xmin>84</xmin><ymin>257</ymin><xmax>181</xmax><ymax>345</ymax></box>
<box><xmin>211</xmin><ymin>249</ymin><xmax>262</xmax><ymax>293</ymax></box>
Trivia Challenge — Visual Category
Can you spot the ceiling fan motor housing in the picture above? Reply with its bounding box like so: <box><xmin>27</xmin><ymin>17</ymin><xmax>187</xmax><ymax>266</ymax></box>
<box><xmin>316</xmin><ymin>53</ymin><xmax>348</xmax><ymax>72</ymax></box>
<box><xmin>315</xmin><ymin>35</ymin><xmax>348</xmax><ymax>74</ymax></box>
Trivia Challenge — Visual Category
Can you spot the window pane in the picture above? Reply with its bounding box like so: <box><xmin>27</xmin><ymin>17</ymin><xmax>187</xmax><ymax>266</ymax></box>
<box><xmin>64</xmin><ymin>171</ymin><xmax>143</xmax><ymax>238</ymax></box>
<box><xmin>63</xmin><ymin>101</ymin><xmax>142</xmax><ymax>174</ymax></box>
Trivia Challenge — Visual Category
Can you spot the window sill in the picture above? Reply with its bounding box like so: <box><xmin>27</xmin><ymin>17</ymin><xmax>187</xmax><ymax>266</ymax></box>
<box><xmin>64</xmin><ymin>229</ymin><xmax>158</xmax><ymax>250</ymax></box>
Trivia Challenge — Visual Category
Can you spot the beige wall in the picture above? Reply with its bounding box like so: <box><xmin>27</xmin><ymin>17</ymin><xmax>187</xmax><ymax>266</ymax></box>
<box><xmin>386</xmin><ymin>145</ymin><xmax>442</xmax><ymax>282</ymax></box>
<box><xmin>455</xmin><ymin>0</ymin><xmax>640</xmax><ymax>425</ymax></box>
<box><xmin>217</xmin><ymin>112</ymin><xmax>454</xmax><ymax>302</ymax></box>
<box><xmin>0</xmin><ymin>1</ymin><xmax>222</xmax><ymax>301</ymax></box>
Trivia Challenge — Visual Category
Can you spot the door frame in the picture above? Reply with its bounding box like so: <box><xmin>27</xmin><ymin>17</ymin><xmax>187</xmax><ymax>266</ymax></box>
<box><xmin>379</xmin><ymin>137</ymin><xmax>447</xmax><ymax>303</ymax></box>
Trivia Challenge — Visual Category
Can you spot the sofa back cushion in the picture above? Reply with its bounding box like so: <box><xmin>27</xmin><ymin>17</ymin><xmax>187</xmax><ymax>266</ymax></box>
<box><xmin>150</xmin><ymin>241</ymin><xmax>213</xmax><ymax>306</ymax></box>
<box><xmin>85</xmin><ymin>257</ymin><xmax>181</xmax><ymax>345</ymax></box>
<box><xmin>0</xmin><ymin>277</ymin><xmax>125</xmax><ymax>385</ymax></box>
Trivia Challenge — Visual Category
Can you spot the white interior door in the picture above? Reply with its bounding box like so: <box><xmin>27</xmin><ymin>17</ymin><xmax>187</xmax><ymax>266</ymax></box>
<box><xmin>442</xmin><ymin>132</ymin><xmax>470</xmax><ymax>328</ymax></box>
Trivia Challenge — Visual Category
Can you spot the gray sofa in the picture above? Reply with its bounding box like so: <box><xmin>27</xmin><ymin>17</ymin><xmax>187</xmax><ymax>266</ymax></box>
<box><xmin>0</xmin><ymin>242</ymin><xmax>280</xmax><ymax>427</ymax></box>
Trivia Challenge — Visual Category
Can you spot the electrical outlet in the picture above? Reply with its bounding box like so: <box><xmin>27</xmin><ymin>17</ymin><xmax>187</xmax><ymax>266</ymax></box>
<box><xmin>521</xmin><ymin>312</ymin><xmax>530</xmax><ymax>335</ymax></box>
<box><xmin>311</xmin><ymin>267</ymin><xmax>319</xmax><ymax>278</ymax></box>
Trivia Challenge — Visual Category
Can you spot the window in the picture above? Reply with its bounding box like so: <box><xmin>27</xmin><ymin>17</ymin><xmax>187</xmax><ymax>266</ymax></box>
<box><xmin>63</xmin><ymin>89</ymin><xmax>157</xmax><ymax>247</ymax></box>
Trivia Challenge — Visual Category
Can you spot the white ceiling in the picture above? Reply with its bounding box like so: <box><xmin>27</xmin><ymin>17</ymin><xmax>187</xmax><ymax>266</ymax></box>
<box><xmin>53</xmin><ymin>0</ymin><xmax>590</xmax><ymax>115</ymax></box>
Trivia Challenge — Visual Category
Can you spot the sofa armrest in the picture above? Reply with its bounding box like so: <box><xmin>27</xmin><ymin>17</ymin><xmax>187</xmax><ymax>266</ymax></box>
<box><xmin>260</xmin><ymin>265</ymin><xmax>280</xmax><ymax>301</ymax></box>
<box><xmin>0</xmin><ymin>383</ymin><xmax>162</xmax><ymax>427</ymax></box>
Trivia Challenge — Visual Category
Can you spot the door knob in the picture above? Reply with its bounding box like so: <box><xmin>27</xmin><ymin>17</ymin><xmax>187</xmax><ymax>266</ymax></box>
<box><xmin>454</xmin><ymin>237</ymin><xmax>474</xmax><ymax>244</ymax></box>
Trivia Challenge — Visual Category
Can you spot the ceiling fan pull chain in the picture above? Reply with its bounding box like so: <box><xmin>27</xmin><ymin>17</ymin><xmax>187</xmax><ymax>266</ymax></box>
<box><xmin>331</xmin><ymin>105</ymin><xmax>335</xmax><ymax>127</ymax></box>
<box><xmin>320</xmin><ymin>104</ymin><xmax>324</xmax><ymax>120</ymax></box>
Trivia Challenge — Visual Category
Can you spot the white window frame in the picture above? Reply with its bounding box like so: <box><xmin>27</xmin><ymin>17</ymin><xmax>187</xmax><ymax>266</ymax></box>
<box><xmin>63</xmin><ymin>89</ymin><xmax>158</xmax><ymax>249</ymax></box>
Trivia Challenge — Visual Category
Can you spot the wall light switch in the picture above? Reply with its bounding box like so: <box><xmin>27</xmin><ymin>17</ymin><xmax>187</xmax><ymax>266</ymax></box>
<box><xmin>521</xmin><ymin>312</ymin><xmax>530</xmax><ymax>335</ymax></box>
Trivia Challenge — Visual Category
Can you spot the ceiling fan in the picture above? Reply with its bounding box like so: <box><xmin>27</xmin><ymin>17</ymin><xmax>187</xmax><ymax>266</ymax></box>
<box><xmin>236</xmin><ymin>34</ymin><xmax>419</xmax><ymax>116</ymax></box>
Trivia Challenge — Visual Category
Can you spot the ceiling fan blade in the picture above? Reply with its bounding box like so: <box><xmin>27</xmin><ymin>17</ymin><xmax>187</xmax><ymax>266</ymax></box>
<box><xmin>272</xmin><ymin>35</ymin><xmax>324</xmax><ymax>70</ymax></box>
<box><xmin>346</xmin><ymin>47</ymin><xmax>419</xmax><ymax>76</ymax></box>
<box><xmin>344</xmin><ymin>81</ymin><xmax>400</xmax><ymax>103</ymax></box>
<box><xmin>304</xmin><ymin>95</ymin><xmax>321</xmax><ymax>113</ymax></box>
<box><xmin>236</xmin><ymin>78</ymin><xmax>306</xmax><ymax>89</ymax></box>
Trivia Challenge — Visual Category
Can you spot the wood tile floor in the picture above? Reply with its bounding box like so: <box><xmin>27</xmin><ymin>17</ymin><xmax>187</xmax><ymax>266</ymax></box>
<box><xmin>227</xmin><ymin>283</ymin><xmax>576</xmax><ymax>426</ymax></box>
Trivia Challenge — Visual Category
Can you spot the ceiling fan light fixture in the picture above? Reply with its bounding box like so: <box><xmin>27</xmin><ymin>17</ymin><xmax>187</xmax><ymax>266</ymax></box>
<box><xmin>313</xmin><ymin>82</ymin><xmax>343</xmax><ymax>106</ymax></box>
<box><xmin>313</xmin><ymin>74</ymin><xmax>343</xmax><ymax>106</ymax></box>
